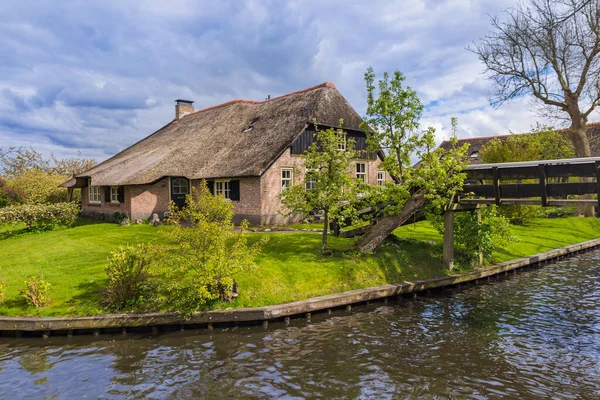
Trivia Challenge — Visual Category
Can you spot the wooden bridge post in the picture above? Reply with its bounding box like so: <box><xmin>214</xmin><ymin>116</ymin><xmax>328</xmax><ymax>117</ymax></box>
<box><xmin>443</xmin><ymin>210</ymin><xmax>454</xmax><ymax>271</ymax></box>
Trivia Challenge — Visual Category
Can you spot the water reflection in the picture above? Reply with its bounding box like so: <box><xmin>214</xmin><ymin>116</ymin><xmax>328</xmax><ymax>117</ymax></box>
<box><xmin>2</xmin><ymin>251</ymin><xmax>600</xmax><ymax>398</ymax></box>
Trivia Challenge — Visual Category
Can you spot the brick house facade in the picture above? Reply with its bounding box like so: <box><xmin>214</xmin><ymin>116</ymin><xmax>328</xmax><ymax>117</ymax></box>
<box><xmin>65</xmin><ymin>82</ymin><xmax>390</xmax><ymax>225</ymax></box>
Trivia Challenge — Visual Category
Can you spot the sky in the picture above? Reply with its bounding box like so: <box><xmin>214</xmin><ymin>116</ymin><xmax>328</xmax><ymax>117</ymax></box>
<box><xmin>0</xmin><ymin>0</ymin><xmax>591</xmax><ymax>162</ymax></box>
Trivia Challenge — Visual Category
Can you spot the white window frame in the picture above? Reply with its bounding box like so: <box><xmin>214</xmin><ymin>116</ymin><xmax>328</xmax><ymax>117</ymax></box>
<box><xmin>88</xmin><ymin>179</ymin><xmax>101</xmax><ymax>204</ymax></box>
<box><xmin>281</xmin><ymin>168</ymin><xmax>293</xmax><ymax>192</ymax></box>
<box><xmin>172</xmin><ymin>178</ymin><xmax>189</xmax><ymax>195</ymax></box>
<box><xmin>377</xmin><ymin>171</ymin><xmax>385</xmax><ymax>186</ymax></box>
<box><xmin>215</xmin><ymin>179</ymin><xmax>231</xmax><ymax>200</ymax></box>
<box><xmin>305</xmin><ymin>168</ymin><xmax>316</xmax><ymax>190</ymax></box>
<box><xmin>356</xmin><ymin>163</ymin><xmax>367</xmax><ymax>183</ymax></box>
<box><xmin>338</xmin><ymin>132</ymin><xmax>347</xmax><ymax>151</ymax></box>
<box><xmin>110</xmin><ymin>186</ymin><xmax>120</xmax><ymax>203</ymax></box>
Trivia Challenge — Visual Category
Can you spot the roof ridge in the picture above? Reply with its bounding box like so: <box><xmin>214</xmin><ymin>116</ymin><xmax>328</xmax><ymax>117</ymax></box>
<box><xmin>441</xmin><ymin>122</ymin><xmax>600</xmax><ymax>144</ymax></box>
<box><xmin>179</xmin><ymin>82</ymin><xmax>336</xmax><ymax>119</ymax></box>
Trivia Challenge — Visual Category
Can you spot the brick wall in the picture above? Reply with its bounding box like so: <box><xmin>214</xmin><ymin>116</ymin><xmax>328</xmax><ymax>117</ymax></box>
<box><xmin>81</xmin><ymin>186</ymin><xmax>130</xmax><ymax>219</ymax></box>
<box><xmin>129</xmin><ymin>178</ymin><xmax>170</xmax><ymax>220</ymax></box>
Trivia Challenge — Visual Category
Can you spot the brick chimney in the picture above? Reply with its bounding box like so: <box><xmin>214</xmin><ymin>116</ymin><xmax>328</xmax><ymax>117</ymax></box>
<box><xmin>175</xmin><ymin>99</ymin><xmax>194</xmax><ymax>119</ymax></box>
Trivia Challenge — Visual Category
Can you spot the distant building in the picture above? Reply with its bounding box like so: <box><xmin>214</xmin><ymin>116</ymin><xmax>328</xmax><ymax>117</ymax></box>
<box><xmin>438</xmin><ymin>122</ymin><xmax>600</xmax><ymax>164</ymax></box>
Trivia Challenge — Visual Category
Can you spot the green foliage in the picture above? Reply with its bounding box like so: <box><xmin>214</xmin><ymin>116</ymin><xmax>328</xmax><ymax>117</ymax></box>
<box><xmin>1</xmin><ymin>146</ymin><xmax>95</xmax><ymax>178</ymax></box>
<box><xmin>161</xmin><ymin>182</ymin><xmax>268</xmax><ymax>318</ymax></box>
<box><xmin>546</xmin><ymin>206</ymin><xmax>578</xmax><ymax>218</ymax></box>
<box><xmin>454</xmin><ymin>207</ymin><xmax>514</xmax><ymax>266</ymax></box>
<box><xmin>112</xmin><ymin>212</ymin><xmax>129</xmax><ymax>223</ymax></box>
<box><xmin>104</xmin><ymin>242</ymin><xmax>160</xmax><ymax>311</ymax></box>
<box><xmin>21</xmin><ymin>276</ymin><xmax>51</xmax><ymax>308</ymax></box>
<box><xmin>479</xmin><ymin>124</ymin><xmax>576</xmax><ymax>225</ymax></box>
<box><xmin>0</xmin><ymin>202</ymin><xmax>80</xmax><ymax>230</ymax></box>
<box><xmin>6</xmin><ymin>169</ymin><xmax>72</xmax><ymax>204</ymax></box>
<box><xmin>280</xmin><ymin>121</ymin><xmax>362</xmax><ymax>252</ymax></box>
<box><xmin>361</xmin><ymin>67</ymin><xmax>469</xmax><ymax>218</ymax></box>
<box><xmin>0</xmin><ymin>177</ymin><xmax>24</xmax><ymax>208</ymax></box>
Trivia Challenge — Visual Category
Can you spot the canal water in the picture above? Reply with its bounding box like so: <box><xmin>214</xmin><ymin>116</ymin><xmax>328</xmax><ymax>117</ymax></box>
<box><xmin>2</xmin><ymin>251</ymin><xmax>600</xmax><ymax>399</ymax></box>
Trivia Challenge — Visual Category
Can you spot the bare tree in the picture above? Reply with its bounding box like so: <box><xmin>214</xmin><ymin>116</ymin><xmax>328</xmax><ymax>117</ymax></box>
<box><xmin>471</xmin><ymin>0</ymin><xmax>600</xmax><ymax>158</ymax></box>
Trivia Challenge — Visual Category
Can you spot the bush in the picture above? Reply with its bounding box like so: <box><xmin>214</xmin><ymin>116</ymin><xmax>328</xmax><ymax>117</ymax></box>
<box><xmin>104</xmin><ymin>243</ymin><xmax>159</xmax><ymax>311</ymax></box>
<box><xmin>6</xmin><ymin>169</ymin><xmax>71</xmax><ymax>204</ymax></box>
<box><xmin>0</xmin><ymin>177</ymin><xmax>24</xmax><ymax>207</ymax></box>
<box><xmin>497</xmin><ymin>205</ymin><xmax>544</xmax><ymax>225</ymax></box>
<box><xmin>0</xmin><ymin>202</ymin><xmax>80</xmax><ymax>230</ymax></box>
<box><xmin>21</xmin><ymin>276</ymin><xmax>51</xmax><ymax>308</ymax></box>
<box><xmin>112</xmin><ymin>212</ymin><xmax>129</xmax><ymax>223</ymax></box>
<box><xmin>160</xmin><ymin>182</ymin><xmax>268</xmax><ymax>318</ymax></box>
<box><xmin>546</xmin><ymin>206</ymin><xmax>578</xmax><ymax>218</ymax></box>
<box><xmin>454</xmin><ymin>206</ymin><xmax>515</xmax><ymax>266</ymax></box>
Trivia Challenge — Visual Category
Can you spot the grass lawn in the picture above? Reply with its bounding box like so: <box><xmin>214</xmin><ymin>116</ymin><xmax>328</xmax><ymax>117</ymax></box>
<box><xmin>0</xmin><ymin>216</ymin><xmax>598</xmax><ymax>317</ymax></box>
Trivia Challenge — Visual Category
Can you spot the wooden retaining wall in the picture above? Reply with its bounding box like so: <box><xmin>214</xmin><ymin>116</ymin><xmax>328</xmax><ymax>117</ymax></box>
<box><xmin>2</xmin><ymin>238</ymin><xmax>600</xmax><ymax>337</ymax></box>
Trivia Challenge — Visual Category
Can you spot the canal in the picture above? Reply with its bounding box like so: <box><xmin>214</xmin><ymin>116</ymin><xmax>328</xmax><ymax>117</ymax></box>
<box><xmin>1</xmin><ymin>250</ymin><xmax>600</xmax><ymax>398</ymax></box>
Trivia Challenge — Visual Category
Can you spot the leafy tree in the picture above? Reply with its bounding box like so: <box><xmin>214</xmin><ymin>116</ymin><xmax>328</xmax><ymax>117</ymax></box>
<box><xmin>480</xmin><ymin>125</ymin><xmax>576</xmax><ymax>224</ymax></box>
<box><xmin>0</xmin><ymin>177</ymin><xmax>24</xmax><ymax>207</ymax></box>
<box><xmin>280</xmin><ymin>121</ymin><xmax>362</xmax><ymax>253</ymax></box>
<box><xmin>355</xmin><ymin>68</ymin><xmax>469</xmax><ymax>253</ymax></box>
<box><xmin>160</xmin><ymin>182</ymin><xmax>268</xmax><ymax>318</ymax></box>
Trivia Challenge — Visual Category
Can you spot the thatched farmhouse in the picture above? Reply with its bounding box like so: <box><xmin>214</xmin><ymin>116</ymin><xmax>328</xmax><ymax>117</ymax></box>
<box><xmin>439</xmin><ymin>122</ymin><xmax>600</xmax><ymax>164</ymax></box>
<box><xmin>62</xmin><ymin>82</ymin><xmax>389</xmax><ymax>224</ymax></box>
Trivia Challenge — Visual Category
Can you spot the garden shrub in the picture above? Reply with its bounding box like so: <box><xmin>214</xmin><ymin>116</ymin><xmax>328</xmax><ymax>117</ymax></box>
<box><xmin>0</xmin><ymin>177</ymin><xmax>24</xmax><ymax>207</ymax></box>
<box><xmin>0</xmin><ymin>202</ymin><xmax>80</xmax><ymax>230</ymax></box>
<box><xmin>112</xmin><ymin>212</ymin><xmax>129</xmax><ymax>223</ymax></box>
<box><xmin>497</xmin><ymin>205</ymin><xmax>544</xmax><ymax>225</ymax></box>
<box><xmin>21</xmin><ymin>276</ymin><xmax>51</xmax><ymax>308</ymax></box>
<box><xmin>160</xmin><ymin>182</ymin><xmax>268</xmax><ymax>318</ymax></box>
<box><xmin>6</xmin><ymin>169</ymin><xmax>70</xmax><ymax>204</ymax></box>
<box><xmin>104</xmin><ymin>242</ymin><xmax>160</xmax><ymax>311</ymax></box>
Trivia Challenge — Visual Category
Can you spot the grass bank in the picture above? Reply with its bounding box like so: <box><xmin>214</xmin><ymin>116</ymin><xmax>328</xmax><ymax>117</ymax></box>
<box><xmin>0</xmin><ymin>217</ymin><xmax>598</xmax><ymax>317</ymax></box>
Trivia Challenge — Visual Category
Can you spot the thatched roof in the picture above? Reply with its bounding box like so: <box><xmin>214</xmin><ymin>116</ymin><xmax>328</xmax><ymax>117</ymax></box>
<box><xmin>438</xmin><ymin>122</ymin><xmax>600</xmax><ymax>165</ymax></box>
<box><xmin>64</xmin><ymin>82</ymin><xmax>363</xmax><ymax>187</ymax></box>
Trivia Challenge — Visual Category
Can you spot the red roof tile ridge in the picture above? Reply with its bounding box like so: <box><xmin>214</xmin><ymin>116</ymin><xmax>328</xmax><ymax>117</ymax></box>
<box><xmin>181</xmin><ymin>82</ymin><xmax>336</xmax><ymax>119</ymax></box>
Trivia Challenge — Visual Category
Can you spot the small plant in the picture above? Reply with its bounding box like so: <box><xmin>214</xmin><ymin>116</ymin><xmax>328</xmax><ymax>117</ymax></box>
<box><xmin>112</xmin><ymin>212</ymin><xmax>128</xmax><ymax>223</ymax></box>
<box><xmin>21</xmin><ymin>276</ymin><xmax>51</xmax><ymax>308</ymax></box>
<box><xmin>104</xmin><ymin>242</ymin><xmax>160</xmax><ymax>311</ymax></box>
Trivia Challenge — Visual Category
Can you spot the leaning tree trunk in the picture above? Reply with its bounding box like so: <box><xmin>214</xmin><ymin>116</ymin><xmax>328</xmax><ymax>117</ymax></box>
<box><xmin>568</xmin><ymin>115</ymin><xmax>595</xmax><ymax>217</ymax></box>
<box><xmin>321</xmin><ymin>208</ymin><xmax>329</xmax><ymax>254</ymax></box>
<box><xmin>355</xmin><ymin>193</ymin><xmax>426</xmax><ymax>253</ymax></box>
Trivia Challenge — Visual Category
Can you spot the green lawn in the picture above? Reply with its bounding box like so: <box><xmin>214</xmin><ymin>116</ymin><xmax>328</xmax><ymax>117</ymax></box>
<box><xmin>0</xmin><ymin>216</ymin><xmax>598</xmax><ymax>317</ymax></box>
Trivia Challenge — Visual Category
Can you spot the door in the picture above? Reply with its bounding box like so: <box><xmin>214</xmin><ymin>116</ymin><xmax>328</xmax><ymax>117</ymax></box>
<box><xmin>170</xmin><ymin>177</ymin><xmax>189</xmax><ymax>209</ymax></box>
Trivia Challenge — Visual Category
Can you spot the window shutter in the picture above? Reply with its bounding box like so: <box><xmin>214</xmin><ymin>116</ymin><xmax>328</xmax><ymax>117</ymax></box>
<box><xmin>118</xmin><ymin>186</ymin><xmax>125</xmax><ymax>203</ymax></box>
<box><xmin>207</xmin><ymin>180</ymin><xmax>214</xmax><ymax>195</ymax></box>
<box><xmin>230</xmin><ymin>180</ymin><xmax>240</xmax><ymax>201</ymax></box>
<box><xmin>104</xmin><ymin>187</ymin><xmax>110</xmax><ymax>203</ymax></box>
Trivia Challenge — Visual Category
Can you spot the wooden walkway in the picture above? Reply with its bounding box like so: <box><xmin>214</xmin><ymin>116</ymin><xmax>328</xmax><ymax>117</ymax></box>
<box><xmin>442</xmin><ymin>156</ymin><xmax>600</xmax><ymax>269</ymax></box>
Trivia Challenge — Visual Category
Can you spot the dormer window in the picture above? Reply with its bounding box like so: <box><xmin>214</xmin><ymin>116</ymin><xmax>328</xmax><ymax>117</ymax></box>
<box><xmin>470</xmin><ymin>151</ymin><xmax>479</xmax><ymax>159</ymax></box>
<box><xmin>243</xmin><ymin>117</ymin><xmax>260</xmax><ymax>133</ymax></box>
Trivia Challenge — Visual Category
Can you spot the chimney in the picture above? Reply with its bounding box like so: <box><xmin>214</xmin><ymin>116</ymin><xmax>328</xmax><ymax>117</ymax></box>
<box><xmin>175</xmin><ymin>99</ymin><xmax>194</xmax><ymax>119</ymax></box>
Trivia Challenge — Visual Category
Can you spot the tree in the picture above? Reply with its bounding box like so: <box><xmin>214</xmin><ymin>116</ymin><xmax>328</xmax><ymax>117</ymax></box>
<box><xmin>470</xmin><ymin>0</ymin><xmax>600</xmax><ymax>159</ymax></box>
<box><xmin>280</xmin><ymin>121</ymin><xmax>362</xmax><ymax>253</ymax></box>
<box><xmin>355</xmin><ymin>68</ymin><xmax>469</xmax><ymax>253</ymax></box>
<box><xmin>160</xmin><ymin>182</ymin><xmax>268</xmax><ymax>318</ymax></box>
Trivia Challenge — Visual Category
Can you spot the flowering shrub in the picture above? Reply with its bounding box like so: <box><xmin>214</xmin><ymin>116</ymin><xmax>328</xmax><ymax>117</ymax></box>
<box><xmin>21</xmin><ymin>276</ymin><xmax>51</xmax><ymax>308</ymax></box>
<box><xmin>0</xmin><ymin>202</ymin><xmax>80</xmax><ymax>230</ymax></box>
<box><xmin>0</xmin><ymin>177</ymin><xmax>24</xmax><ymax>207</ymax></box>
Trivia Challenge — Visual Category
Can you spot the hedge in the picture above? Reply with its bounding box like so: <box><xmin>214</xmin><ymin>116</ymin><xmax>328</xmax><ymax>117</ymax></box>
<box><xmin>0</xmin><ymin>202</ymin><xmax>80</xmax><ymax>230</ymax></box>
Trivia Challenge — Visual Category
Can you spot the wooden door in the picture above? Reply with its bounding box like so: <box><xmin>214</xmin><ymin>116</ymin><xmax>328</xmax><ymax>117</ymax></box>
<box><xmin>171</xmin><ymin>177</ymin><xmax>189</xmax><ymax>209</ymax></box>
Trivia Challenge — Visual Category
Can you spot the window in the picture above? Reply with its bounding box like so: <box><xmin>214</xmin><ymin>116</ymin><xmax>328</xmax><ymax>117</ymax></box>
<box><xmin>305</xmin><ymin>168</ymin><xmax>316</xmax><ymax>190</ymax></box>
<box><xmin>356</xmin><ymin>163</ymin><xmax>367</xmax><ymax>182</ymax></box>
<box><xmin>172</xmin><ymin>178</ymin><xmax>189</xmax><ymax>195</ymax></box>
<box><xmin>110</xmin><ymin>187</ymin><xmax>119</xmax><ymax>203</ymax></box>
<box><xmin>242</xmin><ymin>117</ymin><xmax>260</xmax><ymax>133</ymax></box>
<box><xmin>470</xmin><ymin>151</ymin><xmax>479</xmax><ymax>159</ymax></box>
<box><xmin>377</xmin><ymin>171</ymin><xmax>385</xmax><ymax>186</ymax></box>
<box><xmin>281</xmin><ymin>168</ymin><xmax>293</xmax><ymax>192</ymax></box>
<box><xmin>338</xmin><ymin>132</ymin><xmax>347</xmax><ymax>151</ymax></box>
<box><xmin>88</xmin><ymin>179</ymin><xmax>100</xmax><ymax>203</ymax></box>
<box><xmin>215</xmin><ymin>180</ymin><xmax>231</xmax><ymax>199</ymax></box>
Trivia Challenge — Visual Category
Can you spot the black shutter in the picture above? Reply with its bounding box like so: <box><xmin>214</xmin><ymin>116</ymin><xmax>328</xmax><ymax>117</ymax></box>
<box><xmin>104</xmin><ymin>187</ymin><xmax>110</xmax><ymax>203</ymax></box>
<box><xmin>207</xmin><ymin>180</ymin><xmax>214</xmax><ymax>195</ymax></box>
<box><xmin>117</xmin><ymin>186</ymin><xmax>125</xmax><ymax>203</ymax></box>
<box><xmin>230</xmin><ymin>180</ymin><xmax>240</xmax><ymax>201</ymax></box>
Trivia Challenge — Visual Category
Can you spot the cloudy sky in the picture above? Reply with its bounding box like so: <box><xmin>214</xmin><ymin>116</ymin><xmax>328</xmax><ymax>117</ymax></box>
<box><xmin>0</xmin><ymin>0</ymin><xmax>586</xmax><ymax>162</ymax></box>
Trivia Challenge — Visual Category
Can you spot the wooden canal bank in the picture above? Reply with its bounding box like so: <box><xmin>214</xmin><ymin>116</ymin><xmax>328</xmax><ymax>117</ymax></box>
<box><xmin>2</xmin><ymin>237</ymin><xmax>600</xmax><ymax>338</ymax></box>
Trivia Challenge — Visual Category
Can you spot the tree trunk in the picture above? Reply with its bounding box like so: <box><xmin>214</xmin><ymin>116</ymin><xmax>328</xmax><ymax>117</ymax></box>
<box><xmin>568</xmin><ymin>114</ymin><xmax>595</xmax><ymax>217</ymax></box>
<box><xmin>355</xmin><ymin>193</ymin><xmax>426</xmax><ymax>253</ymax></box>
<box><xmin>322</xmin><ymin>208</ymin><xmax>329</xmax><ymax>254</ymax></box>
